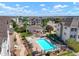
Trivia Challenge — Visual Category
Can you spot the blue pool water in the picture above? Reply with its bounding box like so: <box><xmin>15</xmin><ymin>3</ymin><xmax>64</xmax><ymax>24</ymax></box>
<box><xmin>36</xmin><ymin>38</ymin><xmax>57</xmax><ymax>52</ymax></box>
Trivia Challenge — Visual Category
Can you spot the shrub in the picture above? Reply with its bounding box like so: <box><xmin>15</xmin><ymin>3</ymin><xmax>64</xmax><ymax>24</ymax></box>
<box><xmin>58</xmin><ymin>51</ymin><xmax>75</xmax><ymax>56</ymax></box>
<box><xmin>66</xmin><ymin>38</ymin><xmax>79</xmax><ymax>52</ymax></box>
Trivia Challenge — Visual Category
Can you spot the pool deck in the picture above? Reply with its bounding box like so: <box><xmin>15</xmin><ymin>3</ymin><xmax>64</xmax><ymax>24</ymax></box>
<box><xmin>26</xmin><ymin>36</ymin><xmax>58</xmax><ymax>53</ymax></box>
<box><xmin>26</xmin><ymin>36</ymin><xmax>42</xmax><ymax>52</ymax></box>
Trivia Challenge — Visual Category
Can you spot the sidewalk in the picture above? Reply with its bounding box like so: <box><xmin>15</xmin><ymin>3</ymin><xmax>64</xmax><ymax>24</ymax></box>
<box><xmin>14</xmin><ymin>32</ymin><xmax>28</xmax><ymax>56</ymax></box>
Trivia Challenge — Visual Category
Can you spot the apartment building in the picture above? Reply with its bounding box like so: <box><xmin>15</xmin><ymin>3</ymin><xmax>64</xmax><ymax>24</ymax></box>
<box><xmin>53</xmin><ymin>16</ymin><xmax>79</xmax><ymax>42</ymax></box>
<box><xmin>28</xmin><ymin>16</ymin><xmax>42</xmax><ymax>26</ymax></box>
<box><xmin>0</xmin><ymin>16</ymin><xmax>11</xmax><ymax>56</ymax></box>
<box><xmin>62</xmin><ymin>17</ymin><xmax>79</xmax><ymax>41</ymax></box>
<box><xmin>28</xmin><ymin>17</ymin><xmax>53</xmax><ymax>34</ymax></box>
<box><xmin>27</xmin><ymin>16</ymin><xmax>43</xmax><ymax>34</ymax></box>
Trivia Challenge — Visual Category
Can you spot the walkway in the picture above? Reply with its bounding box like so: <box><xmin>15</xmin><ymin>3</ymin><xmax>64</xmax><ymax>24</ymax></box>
<box><xmin>14</xmin><ymin>32</ymin><xmax>28</xmax><ymax>56</ymax></box>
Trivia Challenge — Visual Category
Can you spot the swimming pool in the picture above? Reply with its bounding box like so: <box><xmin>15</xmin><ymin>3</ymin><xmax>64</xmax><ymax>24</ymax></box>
<box><xmin>36</xmin><ymin>38</ymin><xmax>57</xmax><ymax>52</ymax></box>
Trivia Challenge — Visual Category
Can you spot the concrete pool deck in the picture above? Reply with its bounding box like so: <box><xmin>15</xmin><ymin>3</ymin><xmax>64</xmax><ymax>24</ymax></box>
<box><xmin>26</xmin><ymin>36</ymin><xmax>42</xmax><ymax>52</ymax></box>
<box><xmin>26</xmin><ymin>36</ymin><xmax>59</xmax><ymax>53</ymax></box>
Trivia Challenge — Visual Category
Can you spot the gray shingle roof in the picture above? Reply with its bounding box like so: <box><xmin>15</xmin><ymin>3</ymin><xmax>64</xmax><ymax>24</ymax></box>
<box><xmin>62</xmin><ymin>17</ymin><xmax>73</xmax><ymax>27</ymax></box>
<box><xmin>62</xmin><ymin>17</ymin><xmax>79</xmax><ymax>27</ymax></box>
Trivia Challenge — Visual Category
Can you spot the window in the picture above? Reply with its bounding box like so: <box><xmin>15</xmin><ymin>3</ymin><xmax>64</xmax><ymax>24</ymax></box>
<box><xmin>78</xmin><ymin>35</ymin><xmax>79</xmax><ymax>38</ymax></box>
<box><xmin>64</xmin><ymin>32</ymin><xmax>66</xmax><ymax>35</ymax></box>
<box><xmin>71</xmin><ymin>28</ymin><xmax>77</xmax><ymax>31</ymax></box>
<box><xmin>70</xmin><ymin>35</ymin><xmax>73</xmax><ymax>38</ymax></box>
<box><xmin>7</xmin><ymin>21</ymin><xmax>8</xmax><ymax>24</ymax></box>
<box><xmin>57</xmin><ymin>28</ymin><xmax>59</xmax><ymax>31</ymax></box>
<box><xmin>70</xmin><ymin>35</ymin><xmax>76</xmax><ymax>38</ymax></box>
<box><xmin>32</xmin><ymin>21</ymin><xmax>35</xmax><ymax>25</ymax></box>
<box><xmin>74</xmin><ymin>35</ymin><xmax>76</xmax><ymax>38</ymax></box>
<box><xmin>64</xmin><ymin>27</ymin><xmax>67</xmax><ymax>29</ymax></box>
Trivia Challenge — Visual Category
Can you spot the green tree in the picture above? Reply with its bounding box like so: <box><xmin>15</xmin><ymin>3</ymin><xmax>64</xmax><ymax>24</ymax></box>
<box><xmin>66</xmin><ymin>38</ymin><xmax>79</xmax><ymax>52</ymax></box>
<box><xmin>54</xmin><ymin>17</ymin><xmax>62</xmax><ymax>23</ymax></box>
<box><xmin>22</xmin><ymin>17</ymin><xmax>28</xmax><ymax>22</ymax></box>
<box><xmin>11</xmin><ymin>20</ymin><xmax>17</xmax><ymax>28</ymax></box>
<box><xmin>46</xmin><ymin>25</ymin><xmax>54</xmax><ymax>33</ymax></box>
<box><xmin>22</xmin><ymin>17</ymin><xmax>29</xmax><ymax>32</ymax></box>
<box><xmin>42</xmin><ymin>17</ymin><xmax>50</xmax><ymax>27</ymax></box>
<box><xmin>11</xmin><ymin>20</ymin><xmax>20</xmax><ymax>32</ymax></box>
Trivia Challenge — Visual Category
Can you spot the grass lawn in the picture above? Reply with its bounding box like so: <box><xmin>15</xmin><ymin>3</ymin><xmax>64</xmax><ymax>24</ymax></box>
<box><xmin>58</xmin><ymin>51</ymin><xmax>75</xmax><ymax>56</ymax></box>
<box><xmin>20</xmin><ymin>31</ymin><xmax>32</xmax><ymax>38</ymax></box>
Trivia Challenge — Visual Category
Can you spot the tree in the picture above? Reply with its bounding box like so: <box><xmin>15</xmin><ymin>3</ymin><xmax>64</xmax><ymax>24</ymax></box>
<box><xmin>46</xmin><ymin>25</ymin><xmax>54</xmax><ymax>33</ymax></box>
<box><xmin>42</xmin><ymin>17</ymin><xmax>50</xmax><ymax>27</ymax></box>
<box><xmin>11</xmin><ymin>20</ymin><xmax>20</xmax><ymax>32</ymax></box>
<box><xmin>66</xmin><ymin>38</ymin><xmax>79</xmax><ymax>52</ymax></box>
<box><xmin>54</xmin><ymin>17</ymin><xmax>62</xmax><ymax>23</ymax></box>
<box><xmin>22</xmin><ymin>17</ymin><xmax>28</xmax><ymax>22</ymax></box>
<box><xmin>11</xmin><ymin>20</ymin><xmax>17</xmax><ymax>28</ymax></box>
<box><xmin>22</xmin><ymin>17</ymin><xmax>29</xmax><ymax>33</ymax></box>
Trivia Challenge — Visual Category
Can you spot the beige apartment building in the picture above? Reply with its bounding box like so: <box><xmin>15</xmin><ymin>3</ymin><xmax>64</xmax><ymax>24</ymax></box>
<box><xmin>51</xmin><ymin>16</ymin><xmax>79</xmax><ymax>42</ymax></box>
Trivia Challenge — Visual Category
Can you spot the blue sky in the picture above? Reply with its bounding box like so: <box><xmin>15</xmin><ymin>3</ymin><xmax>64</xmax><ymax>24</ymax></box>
<box><xmin>0</xmin><ymin>2</ymin><xmax>79</xmax><ymax>16</ymax></box>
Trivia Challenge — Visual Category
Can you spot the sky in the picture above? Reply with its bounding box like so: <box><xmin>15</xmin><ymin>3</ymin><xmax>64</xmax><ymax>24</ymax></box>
<box><xmin>0</xmin><ymin>2</ymin><xmax>79</xmax><ymax>16</ymax></box>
